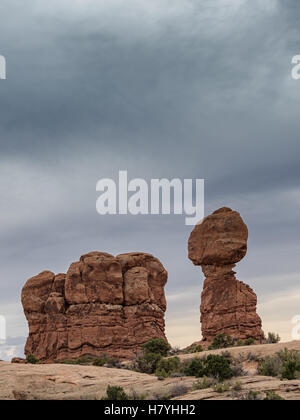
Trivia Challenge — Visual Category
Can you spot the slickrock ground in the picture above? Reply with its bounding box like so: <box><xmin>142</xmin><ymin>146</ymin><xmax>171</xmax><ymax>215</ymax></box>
<box><xmin>1</xmin><ymin>341</ymin><xmax>300</xmax><ymax>400</ymax></box>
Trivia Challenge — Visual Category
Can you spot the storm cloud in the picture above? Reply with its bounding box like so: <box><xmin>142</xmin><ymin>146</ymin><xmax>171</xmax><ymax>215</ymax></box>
<box><xmin>0</xmin><ymin>0</ymin><xmax>300</xmax><ymax>358</ymax></box>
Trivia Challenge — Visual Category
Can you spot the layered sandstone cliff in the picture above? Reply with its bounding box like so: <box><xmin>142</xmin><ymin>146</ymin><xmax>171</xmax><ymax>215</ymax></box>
<box><xmin>188</xmin><ymin>207</ymin><xmax>264</xmax><ymax>343</ymax></box>
<box><xmin>22</xmin><ymin>252</ymin><xmax>168</xmax><ymax>362</ymax></box>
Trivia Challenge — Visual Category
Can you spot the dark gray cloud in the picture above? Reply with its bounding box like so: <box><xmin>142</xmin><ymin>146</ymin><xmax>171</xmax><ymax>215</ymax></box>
<box><xmin>0</xmin><ymin>0</ymin><xmax>300</xmax><ymax>349</ymax></box>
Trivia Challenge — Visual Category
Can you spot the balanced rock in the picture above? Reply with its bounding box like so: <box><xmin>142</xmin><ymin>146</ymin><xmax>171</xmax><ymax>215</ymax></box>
<box><xmin>188</xmin><ymin>207</ymin><xmax>264</xmax><ymax>343</ymax></box>
<box><xmin>22</xmin><ymin>252</ymin><xmax>168</xmax><ymax>362</ymax></box>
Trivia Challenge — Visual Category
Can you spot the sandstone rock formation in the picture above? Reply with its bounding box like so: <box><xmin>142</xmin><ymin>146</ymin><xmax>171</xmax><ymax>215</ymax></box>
<box><xmin>188</xmin><ymin>207</ymin><xmax>264</xmax><ymax>343</ymax></box>
<box><xmin>22</xmin><ymin>252</ymin><xmax>168</xmax><ymax>362</ymax></box>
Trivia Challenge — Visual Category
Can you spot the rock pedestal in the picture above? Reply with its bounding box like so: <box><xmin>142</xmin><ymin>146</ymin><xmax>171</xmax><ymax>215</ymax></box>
<box><xmin>188</xmin><ymin>207</ymin><xmax>264</xmax><ymax>343</ymax></box>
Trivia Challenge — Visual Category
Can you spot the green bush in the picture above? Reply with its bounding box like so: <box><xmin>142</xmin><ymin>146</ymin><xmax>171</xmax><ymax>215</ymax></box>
<box><xmin>92</xmin><ymin>358</ymin><xmax>106</xmax><ymax>367</ymax></box>
<box><xmin>136</xmin><ymin>352</ymin><xmax>162</xmax><ymax>374</ymax></box>
<box><xmin>281</xmin><ymin>360</ymin><xmax>297</xmax><ymax>380</ymax></box>
<box><xmin>205</xmin><ymin>354</ymin><xmax>234</xmax><ymax>381</ymax></box>
<box><xmin>26</xmin><ymin>354</ymin><xmax>38</xmax><ymax>364</ymax></box>
<box><xmin>188</xmin><ymin>345</ymin><xmax>203</xmax><ymax>353</ymax></box>
<box><xmin>209</xmin><ymin>334</ymin><xmax>234</xmax><ymax>350</ymax></box>
<box><xmin>102</xmin><ymin>385</ymin><xmax>129</xmax><ymax>400</ymax></box>
<box><xmin>257</xmin><ymin>356</ymin><xmax>282</xmax><ymax>377</ymax></box>
<box><xmin>264</xmin><ymin>390</ymin><xmax>284</xmax><ymax>400</ymax></box>
<box><xmin>232</xmin><ymin>381</ymin><xmax>242</xmax><ymax>391</ymax></box>
<box><xmin>155</xmin><ymin>357</ymin><xmax>180</xmax><ymax>377</ymax></box>
<box><xmin>183</xmin><ymin>358</ymin><xmax>206</xmax><ymax>378</ymax></box>
<box><xmin>267</xmin><ymin>332</ymin><xmax>281</xmax><ymax>344</ymax></box>
<box><xmin>192</xmin><ymin>377</ymin><xmax>214</xmax><ymax>390</ymax></box>
<box><xmin>142</xmin><ymin>338</ymin><xmax>170</xmax><ymax>357</ymax></box>
<box><xmin>75</xmin><ymin>355</ymin><xmax>94</xmax><ymax>365</ymax></box>
<box><xmin>257</xmin><ymin>349</ymin><xmax>300</xmax><ymax>379</ymax></box>
<box><xmin>244</xmin><ymin>338</ymin><xmax>255</xmax><ymax>346</ymax></box>
<box><xmin>213</xmin><ymin>383</ymin><xmax>230</xmax><ymax>393</ymax></box>
<box><xmin>242</xmin><ymin>390</ymin><xmax>262</xmax><ymax>400</ymax></box>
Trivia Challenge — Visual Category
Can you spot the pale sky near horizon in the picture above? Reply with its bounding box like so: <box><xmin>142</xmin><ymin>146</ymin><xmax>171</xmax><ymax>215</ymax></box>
<box><xmin>1</xmin><ymin>0</ymin><xmax>300</xmax><ymax>360</ymax></box>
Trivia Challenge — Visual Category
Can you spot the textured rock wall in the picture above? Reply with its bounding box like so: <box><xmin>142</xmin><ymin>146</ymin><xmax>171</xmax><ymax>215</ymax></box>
<box><xmin>22</xmin><ymin>252</ymin><xmax>168</xmax><ymax>361</ymax></box>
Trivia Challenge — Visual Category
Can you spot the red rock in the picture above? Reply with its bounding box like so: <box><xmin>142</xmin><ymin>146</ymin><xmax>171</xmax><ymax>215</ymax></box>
<box><xmin>188</xmin><ymin>207</ymin><xmax>264</xmax><ymax>343</ymax></box>
<box><xmin>22</xmin><ymin>252</ymin><xmax>168</xmax><ymax>362</ymax></box>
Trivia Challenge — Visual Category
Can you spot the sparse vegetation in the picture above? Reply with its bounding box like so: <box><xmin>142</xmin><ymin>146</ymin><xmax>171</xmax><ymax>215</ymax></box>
<box><xmin>266</xmin><ymin>332</ymin><xmax>281</xmax><ymax>344</ymax></box>
<box><xmin>26</xmin><ymin>354</ymin><xmax>38</xmax><ymax>365</ymax></box>
<box><xmin>136</xmin><ymin>352</ymin><xmax>162</xmax><ymax>374</ymax></box>
<box><xmin>142</xmin><ymin>338</ymin><xmax>171</xmax><ymax>357</ymax></box>
<box><xmin>183</xmin><ymin>358</ymin><xmax>206</xmax><ymax>378</ymax></box>
<box><xmin>244</xmin><ymin>338</ymin><xmax>255</xmax><ymax>346</ymax></box>
<box><xmin>257</xmin><ymin>348</ymin><xmax>300</xmax><ymax>380</ymax></box>
<box><xmin>102</xmin><ymin>385</ymin><xmax>129</xmax><ymax>400</ymax></box>
<box><xmin>169</xmin><ymin>384</ymin><xmax>188</xmax><ymax>398</ymax></box>
<box><xmin>183</xmin><ymin>354</ymin><xmax>234</xmax><ymax>381</ymax></box>
<box><xmin>241</xmin><ymin>390</ymin><xmax>262</xmax><ymax>400</ymax></box>
<box><xmin>155</xmin><ymin>356</ymin><xmax>181</xmax><ymax>378</ymax></box>
<box><xmin>188</xmin><ymin>344</ymin><xmax>203</xmax><ymax>353</ymax></box>
<box><xmin>92</xmin><ymin>358</ymin><xmax>106</xmax><ymax>367</ymax></box>
<box><xmin>213</xmin><ymin>383</ymin><xmax>230</xmax><ymax>393</ymax></box>
<box><xmin>232</xmin><ymin>381</ymin><xmax>243</xmax><ymax>391</ymax></box>
<box><xmin>209</xmin><ymin>333</ymin><xmax>234</xmax><ymax>350</ymax></box>
<box><xmin>205</xmin><ymin>354</ymin><xmax>234</xmax><ymax>381</ymax></box>
<box><xmin>263</xmin><ymin>390</ymin><xmax>284</xmax><ymax>400</ymax></box>
<box><xmin>192</xmin><ymin>377</ymin><xmax>215</xmax><ymax>390</ymax></box>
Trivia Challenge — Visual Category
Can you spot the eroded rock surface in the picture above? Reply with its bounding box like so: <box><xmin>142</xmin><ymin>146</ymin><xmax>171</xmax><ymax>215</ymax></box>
<box><xmin>188</xmin><ymin>207</ymin><xmax>264</xmax><ymax>343</ymax></box>
<box><xmin>22</xmin><ymin>252</ymin><xmax>168</xmax><ymax>362</ymax></box>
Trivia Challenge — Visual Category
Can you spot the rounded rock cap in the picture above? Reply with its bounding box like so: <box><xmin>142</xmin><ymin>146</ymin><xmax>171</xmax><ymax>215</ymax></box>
<box><xmin>188</xmin><ymin>207</ymin><xmax>248</xmax><ymax>266</ymax></box>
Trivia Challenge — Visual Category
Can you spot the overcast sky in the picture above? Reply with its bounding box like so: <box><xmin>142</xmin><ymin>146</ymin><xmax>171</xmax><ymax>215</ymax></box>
<box><xmin>0</xmin><ymin>0</ymin><xmax>300</xmax><ymax>360</ymax></box>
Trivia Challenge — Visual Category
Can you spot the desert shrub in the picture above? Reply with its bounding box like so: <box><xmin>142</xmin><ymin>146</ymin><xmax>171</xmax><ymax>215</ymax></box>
<box><xmin>155</xmin><ymin>368</ymin><xmax>168</xmax><ymax>378</ymax></box>
<box><xmin>209</xmin><ymin>334</ymin><xmax>234</xmax><ymax>350</ymax></box>
<box><xmin>281</xmin><ymin>360</ymin><xmax>298</xmax><ymax>380</ymax></box>
<box><xmin>244</xmin><ymin>338</ymin><xmax>255</xmax><ymax>346</ymax></box>
<box><xmin>26</xmin><ymin>354</ymin><xmax>38</xmax><ymax>364</ymax></box>
<box><xmin>205</xmin><ymin>355</ymin><xmax>233</xmax><ymax>381</ymax></box>
<box><xmin>62</xmin><ymin>359</ymin><xmax>77</xmax><ymax>365</ymax></box>
<box><xmin>105</xmin><ymin>356</ymin><xmax>121</xmax><ymax>368</ymax></box>
<box><xmin>142</xmin><ymin>338</ymin><xmax>170</xmax><ymax>357</ymax></box>
<box><xmin>170</xmin><ymin>372</ymin><xmax>184</xmax><ymax>378</ymax></box>
<box><xmin>169</xmin><ymin>384</ymin><xmax>188</xmax><ymax>398</ymax></box>
<box><xmin>188</xmin><ymin>345</ymin><xmax>203</xmax><ymax>353</ymax></box>
<box><xmin>102</xmin><ymin>385</ymin><xmax>129</xmax><ymax>400</ymax></box>
<box><xmin>267</xmin><ymin>332</ymin><xmax>281</xmax><ymax>344</ymax></box>
<box><xmin>75</xmin><ymin>355</ymin><xmax>94</xmax><ymax>365</ymax></box>
<box><xmin>236</xmin><ymin>340</ymin><xmax>244</xmax><ymax>347</ymax></box>
<box><xmin>155</xmin><ymin>357</ymin><xmax>180</xmax><ymax>377</ymax></box>
<box><xmin>213</xmin><ymin>383</ymin><xmax>230</xmax><ymax>393</ymax></box>
<box><xmin>192</xmin><ymin>377</ymin><xmax>214</xmax><ymax>390</ymax></box>
<box><xmin>169</xmin><ymin>346</ymin><xmax>181</xmax><ymax>355</ymax></box>
<box><xmin>257</xmin><ymin>356</ymin><xmax>282</xmax><ymax>377</ymax></box>
<box><xmin>264</xmin><ymin>390</ymin><xmax>284</xmax><ymax>400</ymax></box>
<box><xmin>136</xmin><ymin>352</ymin><xmax>162</xmax><ymax>374</ymax></box>
<box><xmin>183</xmin><ymin>358</ymin><xmax>206</xmax><ymax>378</ymax></box>
<box><xmin>277</xmin><ymin>348</ymin><xmax>300</xmax><ymax>366</ymax></box>
<box><xmin>257</xmin><ymin>349</ymin><xmax>300</xmax><ymax>379</ymax></box>
<box><xmin>92</xmin><ymin>358</ymin><xmax>106</xmax><ymax>367</ymax></box>
<box><xmin>232</xmin><ymin>381</ymin><xmax>243</xmax><ymax>391</ymax></box>
<box><xmin>231</xmin><ymin>362</ymin><xmax>245</xmax><ymax>377</ymax></box>
<box><xmin>242</xmin><ymin>390</ymin><xmax>262</xmax><ymax>400</ymax></box>
<box><xmin>129</xmin><ymin>389</ymin><xmax>147</xmax><ymax>400</ymax></box>
<box><xmin>221</xmin><ymin>350</ymin><xmax>232</xmax><ymax>360</ymax></box>
<box><xmin>247</xmin><ymin>352</ymin><xmax>259</xmax><ymax>362</ymax></box>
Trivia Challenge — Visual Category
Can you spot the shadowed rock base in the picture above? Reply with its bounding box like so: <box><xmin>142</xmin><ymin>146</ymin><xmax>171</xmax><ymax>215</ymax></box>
<box><xmin>22</xmin><ymin>252</ymin><xmax>168</xmax><ymax>362</ymax></box>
